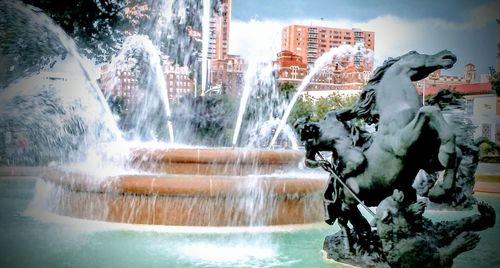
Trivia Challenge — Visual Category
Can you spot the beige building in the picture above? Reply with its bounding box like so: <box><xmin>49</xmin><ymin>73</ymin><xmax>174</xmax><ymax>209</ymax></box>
<box><xmin>417</xmin><ymin>63</ymin><xmax>499</xmax><ymax>144</ymax></box>
<box><xmin>209</xmin><ymin>0</ymin><xmax>231</xmax><ymax>60</ymax></box>
<box><xmin>281</xmin><ymin>25</ymin><xmax>374</xmax><ymax>65</ymax></box>
<box><xmin>464</xmin><ymin>93</ymin><xmax>500</xmax><ymax>143</ymax></box>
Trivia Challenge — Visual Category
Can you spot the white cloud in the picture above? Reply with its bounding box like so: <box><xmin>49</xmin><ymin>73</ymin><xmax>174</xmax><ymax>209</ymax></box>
<box><xmin>229</xmin><ymin>19</ymin><xmax>283</xmax><ymax>63</ymax></box>
<box><xmin>229</xmin><ymin>2</ymin><xmax>499</xmax><ymax>76</ymax></box>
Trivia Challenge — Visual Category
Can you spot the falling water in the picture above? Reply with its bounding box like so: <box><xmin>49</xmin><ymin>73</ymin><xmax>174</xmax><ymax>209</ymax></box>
<box><xmin>3</xmin><ymin>1</ymin><xmax>122</xmax><ymax>141</ymax></box>
<box><xmin>232</xmin><ymin>62</ymin><xmax>258</xmax><ymax>146</ymax></box>
<box><xmin>201</xmin><ymin>0</ymin><xmax>211</xmax><ymax>96</ymax></box>
<box><xmin>109</xmin><ymin>35</ymin><xmax>174</xmax><ymax>142</ymax></box>
<box><xmin>268</xmin><ymin>44</ymin><xmax>372</xmax><ymax>148</ymax></box>
<box><xmin>231</xmin><ymin>61</ymin><xmax>291</xmax><ymax>147</ymax></box>
<box><xmin>0</xmin><ymin>1</ymin><xmax>124</xmax><ymax>165</ymax></box>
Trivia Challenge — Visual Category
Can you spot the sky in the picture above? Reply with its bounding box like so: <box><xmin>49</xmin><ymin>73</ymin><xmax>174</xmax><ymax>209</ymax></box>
<box><xmin>228</xmin><ymin>0</ymin><xmax>500</xmax><ymax>77</ymax></box>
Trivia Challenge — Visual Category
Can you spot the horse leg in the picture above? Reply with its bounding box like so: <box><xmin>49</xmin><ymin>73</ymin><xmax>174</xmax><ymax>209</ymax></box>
<box><xmin>395</xmin><ymin>106</ymin><xmax>455</xmax><ymax>162</ymax></box>
<box><xmin>420</xmin><ymin>107</ymin><xmax>460</xmax><ymax>201</ymax></box>
<box><xmin>395</xmin><ymin>106</ymin><xmax>458</xmax><ymax>200</ymax></box>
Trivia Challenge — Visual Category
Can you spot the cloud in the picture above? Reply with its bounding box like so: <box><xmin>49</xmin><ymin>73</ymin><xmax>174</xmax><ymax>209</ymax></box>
<box><xmin>229</xmin><ymin>1</ymin><xmax>499</xmax><ymax>76</ymax></box>
<box><xmin>229</xmin><ymin>19</ymin><xmax>283</xmax><ymax>63</ymax></box>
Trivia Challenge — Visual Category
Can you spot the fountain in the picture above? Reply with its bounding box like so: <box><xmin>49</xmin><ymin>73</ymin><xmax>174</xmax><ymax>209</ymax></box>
<box><xmin>0</xmin><ymin>0</ymin><xmax>327</xmax><ymax>227</ymax></box>
<box><xmin>1</xmin><ymin>1</ymin><xmax>498</xmax><ymax>268</ymax></box>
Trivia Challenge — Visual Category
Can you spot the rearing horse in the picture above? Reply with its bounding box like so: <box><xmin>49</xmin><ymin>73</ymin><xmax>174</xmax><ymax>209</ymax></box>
<box><xmin>301</xmin><ymin>50</ymin><xmax>459</xmax><ymax>249</ymax></box>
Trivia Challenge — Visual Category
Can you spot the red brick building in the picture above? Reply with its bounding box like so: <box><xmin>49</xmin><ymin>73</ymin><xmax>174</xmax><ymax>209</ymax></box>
<box><xmin>209</xmin><ymin>54</ymin><xmax>246</xmax><ymax>96</ymax></box>
<box><xmin>163</xmin><ymin>58</ymin><xmax>194</xmax><ymax>100</ymax></box>
<box><xmin>100</xmin><ymin>61</ymin><xmax>140</xmax><ymax>106</ymax></box>
<box><xmin>275</xmin><ymin>50</ymin><xmax>308</xmax><ymax>82</ymax></box>
<box><xmin>275</xmin><ymin>49</ymin><xmax>372</xmax><ymax>98</ymax></box>
<box><xmin>99</xmin><ymin>57</ymin><xmax>195</xmax><ymax>105</ymax></box>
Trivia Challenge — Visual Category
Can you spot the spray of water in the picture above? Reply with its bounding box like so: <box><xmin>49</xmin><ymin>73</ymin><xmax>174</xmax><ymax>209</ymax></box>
<box><xmin>4</xmin><ymin>1</ymin><xmax>123</xmax><ymax>141</ymax></box>
<box><xmin>232</xmin><ymin>62</ymin><xmax>258</xmax><ymax>146</ymax></box>
<box><xmin>268</xmin><ymin>44</ymin><xmax>373</xmax><ymax>148</ymax></box>
<box><xmin>108</xmin><ymin>35</ymin><xmax>174</xmax><ymax>142</ymax></box>
<box><xmin>0</xmin><ymin>1</ymin><xmax>125</xmax><ymax>166</ymax></box>
<box><xmin>231</xmin><ymin>61</ymin><xmax>289</xmax><ymax>147</ymax></box>
<box><xmin>201</xmin><ymin>0</ymin><xmax>211</xmax><ymax>96</ymax></box>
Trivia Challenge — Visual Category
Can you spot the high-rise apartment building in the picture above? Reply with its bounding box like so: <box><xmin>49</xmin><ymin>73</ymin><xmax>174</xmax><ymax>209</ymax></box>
<box><xmin>497</xmin><ymin>18</ymin><xmax>500</xmax><ymax>72</ymax></box>
<box><xmin>206</xmin><ymin>0</ymin><xmax>248</xmax><ymax>96</ymax></box>
<box><xmin>209</xmin><ymin>0</ymin><xmax>231</xmax><ymax>60</ymax></box>
<box><xmin>281</xmin><ymin>25</ymin><xmax>374</xmax><ymax>64</ymax></box>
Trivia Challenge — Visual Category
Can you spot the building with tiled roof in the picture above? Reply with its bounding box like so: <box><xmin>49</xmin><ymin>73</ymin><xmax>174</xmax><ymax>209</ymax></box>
<box><xmin>416</xmin><ymin>64</ymin><xmax>498</xmax><ymax>144</ymax></box>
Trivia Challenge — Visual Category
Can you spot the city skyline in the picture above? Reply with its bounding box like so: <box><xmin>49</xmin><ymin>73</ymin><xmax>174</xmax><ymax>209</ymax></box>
<box><xmin>229</xmin><ymin>0</ymin><xmax>499</xmax><ymax>76</ymax></box>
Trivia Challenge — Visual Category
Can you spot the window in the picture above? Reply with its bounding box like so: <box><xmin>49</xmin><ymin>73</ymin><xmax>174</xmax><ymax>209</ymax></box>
<box><xmin>291</xmin><ymin>66</ymin><xmax>299</xmax><ymax>79</ymax></box>
<box><xmin>482</xmin><ymin>124</ymin><xmax>492</xmax><ymax>140</ymax></box>
<box><xmin>466</xmin><ymin>99</ymin><xmax>474</xmax><ymax>115</ymax></box>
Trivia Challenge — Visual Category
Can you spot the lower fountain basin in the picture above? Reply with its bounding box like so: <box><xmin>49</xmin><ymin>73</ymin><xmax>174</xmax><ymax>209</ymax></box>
<box><xmin>31</xmin><ymin>148</ymin><xmax>326</xmax><ymax>226</ymax></box>
<box><xmin>41</xmin><ymin>172</ymin><xmax>325</xmax><ymax>226</ymax></box>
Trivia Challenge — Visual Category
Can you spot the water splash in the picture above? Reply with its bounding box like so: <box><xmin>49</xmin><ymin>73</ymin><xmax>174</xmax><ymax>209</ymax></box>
<box><xmin>106</xmin><ymin>35</ymin><xmax>174</xmax><ymax>142</ymax></box>
<box><xmin>0</xmin><ymin>1</ymin><xmax>123</xmax><ymax>165</ymax></box>
<box><xmin>201</xmin><ymin>0</ymin><xmax>211</xmax><ymax>95</ymax></box>
<box><xmin>232</xmin><ymin>62</ymin><xmax>282</xmax><ymax>147</ymax></box>
<box><xmin>246</xmin><ymin>119</ymin><xmax>299</xmax><ymax>150</ymax></box>
<box><xmin>268</xmin><ymin>44</ymin><xmax>373</xmax><ymax>148</ymax></box>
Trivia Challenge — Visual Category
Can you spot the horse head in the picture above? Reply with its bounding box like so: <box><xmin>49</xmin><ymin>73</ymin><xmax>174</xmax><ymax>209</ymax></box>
<box><xmin>395</xmin><ymin>50</ymin><xmax>457</xmax><ymax>81</ymax></box>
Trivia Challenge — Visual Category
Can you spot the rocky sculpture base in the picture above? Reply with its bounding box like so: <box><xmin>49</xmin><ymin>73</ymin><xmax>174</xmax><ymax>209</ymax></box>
<box><xmin>322</xmin><ymin>190</ymin><xmax>496</xmax><ymax>268</ymax></box>
<box><xmin>323</xmin><ymin>230</ymin><xmax>388</xmax><ymax>268</ymax></box>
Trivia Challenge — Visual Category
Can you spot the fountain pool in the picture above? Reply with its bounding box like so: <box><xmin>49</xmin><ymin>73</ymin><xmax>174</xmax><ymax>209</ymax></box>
<box><xmin>0</xmin><ymin>177</ymin><xmax>499</xmax><ymax>267</ymax></box>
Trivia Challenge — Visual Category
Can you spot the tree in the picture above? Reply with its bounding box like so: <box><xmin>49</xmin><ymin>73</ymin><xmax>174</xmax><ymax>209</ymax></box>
<box><xmin>278</xmin><ymin>82</ymin><xmax>296</xmax><ymax>101</ymax></box>
<box><xmin>107</xmin><ymin>95</ymin><xmax>128</xmax><ymax>118</ymax></box>
<box><xmin>288</xmin><ymin>94</ymin><xmax>315</xmax><ymax>124</ymax></box>
<box><xmin>22</xmin><ymin>0</ymin><xmax>129</xmax><ymax>63</ymax></box>
<box><xmin>288</xmin><ymin>93</ymin><xmax>359</xmax><ymax>123</ymax></box>
<box><xmin>312</xmin><ymin>93</ymin><xmax>358</xmax><ymax>121</ymax></box>
<box><xmin>490</xmin><ymin>72</ymin><xmax>500</xmax><ymax>97</ymax></box>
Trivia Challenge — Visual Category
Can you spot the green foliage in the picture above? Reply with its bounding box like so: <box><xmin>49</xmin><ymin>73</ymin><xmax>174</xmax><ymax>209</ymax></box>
<box><xmin>489</xmin><ymin>72</ymin><xmax>500</xmax><ymax>97</ymax></box>
<box><xmin>288</xmin><ymin>94</ymin><xmax>315</xmax><ymax>124</ymax></box>
<box><xmin>278</xmin><ymin>82</ymin><xmax>296</xmax><ymax>101</ymax></box>
<box><xmin>288</xmin><ymin>93</ymin><xmax>359</xmax><ymax>123</ymax></box>
<box><xmin>23</xmin><ymin>0</ymin><xmax>129</xmax><ymax>63</ymax></box>
<box><xmin>478</xmin><ymin>139</ymin><xmax>500</xmax><ymax>156</ymax></box>
<box><xmin>170</xmin><ymin>94</ymin><xmax>238</xmax><ymax>146</ymax></box>
<box><xmin>426</xmin><ymin>89</ymin><xmax>463</xmax><ymax>101</ymax></box>
<box><xmin>107</xmin><ymin>95</ymin><xmax>128</xmax><ymax>117</ymax></box>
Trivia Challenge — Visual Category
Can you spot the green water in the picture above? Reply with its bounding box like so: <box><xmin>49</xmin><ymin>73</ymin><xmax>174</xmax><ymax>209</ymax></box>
<box><xmin>0</xmin><ymin>177</ymin><xmax>499</xmax><ymax>268</ymax></box>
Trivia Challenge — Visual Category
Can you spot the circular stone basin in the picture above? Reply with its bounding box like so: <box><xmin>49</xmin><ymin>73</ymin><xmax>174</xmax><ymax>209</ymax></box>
<box><xmin>129</xmin><ymin>147</ymin><xmax>304</xmax><ymax>175</ymax></box>
<box><xmin>39</xmin><ymin>148</ymin><xmax>327</xmax><ymax>226</ymax></box>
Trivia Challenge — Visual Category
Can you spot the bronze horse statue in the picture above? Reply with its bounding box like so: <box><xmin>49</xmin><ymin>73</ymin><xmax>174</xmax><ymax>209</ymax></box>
<box><xmin>299</xmin><ymin>50</ymin><xmax>460</xmax><ymax>249</ymax></box>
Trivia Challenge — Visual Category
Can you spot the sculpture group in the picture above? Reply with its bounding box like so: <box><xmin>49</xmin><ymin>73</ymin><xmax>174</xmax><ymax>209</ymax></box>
<box><xmin>297</xmin><ymin>50</ymin><xmax>496</xmax><ymax>267</ymax></box>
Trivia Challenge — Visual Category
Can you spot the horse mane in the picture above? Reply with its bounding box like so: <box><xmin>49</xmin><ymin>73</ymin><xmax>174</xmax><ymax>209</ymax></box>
<box><xmin>338</xmin><ymin>56</ymin><xmax>402</xmax><ymax>125</ymax></box>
